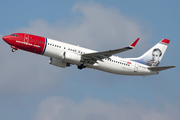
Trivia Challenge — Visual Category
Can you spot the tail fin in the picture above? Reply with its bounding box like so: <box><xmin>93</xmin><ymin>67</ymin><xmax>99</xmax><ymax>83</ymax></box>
<box><xmin>130</xmin><ymin>39</ymin><xmax>170</xmax><ymax>67</ymax></box>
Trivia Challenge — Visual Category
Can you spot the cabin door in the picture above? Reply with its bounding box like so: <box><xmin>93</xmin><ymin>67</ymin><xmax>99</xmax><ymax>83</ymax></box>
<box><xmin>24</xmin><ymin>34</ymin><xmax>29</xmax><ymax>43</ymax></box>
<box><xmin>134</xmin><ymin>63</ymin><xmax>139</xmax><ymax>72</ymax></box>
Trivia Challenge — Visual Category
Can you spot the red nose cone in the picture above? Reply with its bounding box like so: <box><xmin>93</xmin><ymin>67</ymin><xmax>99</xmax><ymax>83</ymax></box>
<box><xmin>2</xmin><ymin>36</ymin><xmax>10</xmax><ymax>42</ymax></box>
<box><xmin>3</xmin><ymin>36</ymin><xmax>7</xmax><ymax>41</ymax></box>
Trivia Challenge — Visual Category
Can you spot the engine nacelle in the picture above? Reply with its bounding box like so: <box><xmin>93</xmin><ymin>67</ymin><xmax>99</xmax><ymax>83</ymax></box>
<box><xmin>63</xmin><ymin>52</ymin><xmax>82</xmax><ymax>64</ymax></box>
<box><xmin>49</xmin><ymin>58</ymin><xmax>70</xmax><ymax>68</ymax></box>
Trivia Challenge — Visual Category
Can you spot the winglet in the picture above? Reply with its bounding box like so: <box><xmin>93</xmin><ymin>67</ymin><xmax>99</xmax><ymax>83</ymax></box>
<box><xmin>129</xmin><ymin>38</ymin><xmax>140</xmax><ymax>48</ymax></box>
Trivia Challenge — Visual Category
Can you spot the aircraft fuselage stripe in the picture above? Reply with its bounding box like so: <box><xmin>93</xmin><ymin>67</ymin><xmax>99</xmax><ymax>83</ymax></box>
<box><xmin>42</xmin><ymin>38</ymin><xmax>47</xmax><ymax>55</ymax></box>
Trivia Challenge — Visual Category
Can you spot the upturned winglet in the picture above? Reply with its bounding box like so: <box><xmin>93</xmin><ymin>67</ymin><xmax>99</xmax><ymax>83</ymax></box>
<box><xmin>129</xmin><ymin>38</ymin><xmax>140</xmax><ymax>48</ymax></box>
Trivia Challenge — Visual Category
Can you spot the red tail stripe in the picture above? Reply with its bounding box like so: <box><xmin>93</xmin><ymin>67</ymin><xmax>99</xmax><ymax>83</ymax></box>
<box><xmin>161</xmin><ymin>39</ymin><xmax>170</xmax><ymax>44</ymax></box>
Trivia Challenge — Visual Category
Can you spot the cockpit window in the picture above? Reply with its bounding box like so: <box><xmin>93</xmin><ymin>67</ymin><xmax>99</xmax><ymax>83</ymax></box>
<box><xmin>11</xmin><ymin>34</ymin><xmax>18</xmax><ymax>37</ymax></box>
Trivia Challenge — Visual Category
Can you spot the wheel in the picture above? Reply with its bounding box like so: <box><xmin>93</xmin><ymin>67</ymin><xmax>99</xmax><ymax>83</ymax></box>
<box><xmin>78</xmin><ymin>66</ymin><xmax>83</xmax><ymax>70</ymax></box>
<box><xmin>77</xmin><ymin>64</ymin><xmax>86</xmax><ymax>70</ymax></box>
<box><xmin>12</xmin><ymin>48</ymin><xmax>16</xmax><ymax>52</ymax></box>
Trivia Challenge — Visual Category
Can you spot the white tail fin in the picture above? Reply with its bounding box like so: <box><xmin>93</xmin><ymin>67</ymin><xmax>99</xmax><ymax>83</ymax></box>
<box><xmin>130</xmin><ymin>39</ymin><xmax>170</xmax><ymax>67</ymax></box>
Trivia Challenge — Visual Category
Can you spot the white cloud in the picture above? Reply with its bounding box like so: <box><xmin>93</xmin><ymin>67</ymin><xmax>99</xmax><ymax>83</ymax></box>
<box><xmin>0</xmin><ymin>34</ymin><xmax>2</xmax><ymax>39</ymax></box>
<box><xmin>16</xmin><ymin>2</ymin><xmax>151</xmax><ymax>52</ymax></box>
<box><xmin>34</xmin><ymin>96</ymin><xmax>180</xmax><ymax>120</ymax></box>
<box><xmin>0</xmin><ymin>48</ymin><xmax>66</xmax><ymax>93</ymax></box>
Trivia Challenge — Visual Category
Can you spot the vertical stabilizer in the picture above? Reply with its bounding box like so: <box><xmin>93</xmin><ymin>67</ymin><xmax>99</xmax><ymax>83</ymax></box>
<box><xmin>130</xmin><ymin>39</ymin><xmax>170</xmax><ymax>67</ymax></box>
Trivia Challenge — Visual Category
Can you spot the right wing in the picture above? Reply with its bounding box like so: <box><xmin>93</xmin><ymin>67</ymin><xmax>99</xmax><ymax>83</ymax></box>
<box><xmin>82</xmin><ymin>38</ymin><xmax>140</xmax><ymax>61</ymax></box>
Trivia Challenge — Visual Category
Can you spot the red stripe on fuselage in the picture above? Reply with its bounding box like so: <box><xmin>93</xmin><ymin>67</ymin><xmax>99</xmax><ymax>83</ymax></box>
<box><xmin>4</xmin><ymin>33</ymin><xmax>46</xmax><ymax>54</ymax></box>
<box><xmin>28</xmin><ymin>34</ymin><xmax>46</xmax><ymax>54</ymax></box>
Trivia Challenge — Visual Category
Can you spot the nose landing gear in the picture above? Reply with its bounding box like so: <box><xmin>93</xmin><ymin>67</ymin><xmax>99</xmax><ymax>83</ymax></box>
<box><xmin>11</xmin><ymin>46</ymin><xmax>19</xmax><ymax>52</ymax></box>
<box><xmin>12</xmin><ymin>48</ymin><xmax>16</xmax><ymax>52</ymax></box>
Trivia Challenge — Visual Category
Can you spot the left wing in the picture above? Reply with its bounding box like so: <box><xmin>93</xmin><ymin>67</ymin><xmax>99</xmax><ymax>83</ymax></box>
<box><xmin>82</xmin><ymin>38</ymin><xmax>140</xmax><ymax>61</ymax></box>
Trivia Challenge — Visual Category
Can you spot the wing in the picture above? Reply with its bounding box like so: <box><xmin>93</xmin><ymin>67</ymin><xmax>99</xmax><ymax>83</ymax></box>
<box><xmin>82</xmin><ymin>38</ymin><xmax>140</xmax><ymax>61</ymax></box>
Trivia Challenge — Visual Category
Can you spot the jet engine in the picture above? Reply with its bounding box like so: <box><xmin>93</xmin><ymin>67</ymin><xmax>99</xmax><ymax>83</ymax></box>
<box><xmin>63</xmin><ymin>51</ymin><xmax>82</xmax><ymax>64</ymax></box>
<box><xmin>49</xmin><ymin>58</ymin><xmax>70</xmax><ymax>68</ymax></box>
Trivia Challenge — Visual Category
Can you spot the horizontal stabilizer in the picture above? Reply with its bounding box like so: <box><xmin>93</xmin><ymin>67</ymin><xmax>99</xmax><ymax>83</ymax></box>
<box><xmin>148</xmin><ymin>66</ymin><xmax>176</xmax><ymax>71</ymax></box>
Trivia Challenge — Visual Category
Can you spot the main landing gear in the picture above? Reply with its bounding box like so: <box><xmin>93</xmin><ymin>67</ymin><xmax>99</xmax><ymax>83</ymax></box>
<box><xmin>77</xmin><ymin>64</ymin><xmax>86</xmax><ymax>70</ymax></box>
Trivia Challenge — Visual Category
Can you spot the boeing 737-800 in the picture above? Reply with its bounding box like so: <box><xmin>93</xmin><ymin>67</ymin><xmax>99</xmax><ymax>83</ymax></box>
<box><xmin>2</xmin><ymin>33</ymin><xmax>175</xmax><ymax>76</ymax></box>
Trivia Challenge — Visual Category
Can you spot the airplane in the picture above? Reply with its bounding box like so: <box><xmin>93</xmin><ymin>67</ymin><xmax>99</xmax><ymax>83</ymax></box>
<box><xmin>2</xmin><ymin>33</ymin><xmax>175</xmax><ymax>76</ymax></box>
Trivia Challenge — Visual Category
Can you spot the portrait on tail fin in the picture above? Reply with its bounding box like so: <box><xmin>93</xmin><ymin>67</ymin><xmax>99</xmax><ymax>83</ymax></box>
<box><xmin>128</xmin><ymin>39</ymin><xmax>170</xmax><ymax>67</ymax></box>
<box><xmin>147</xmin><ymin>48</ymin><xmax>162</xmax><ymax>67</ymax></box>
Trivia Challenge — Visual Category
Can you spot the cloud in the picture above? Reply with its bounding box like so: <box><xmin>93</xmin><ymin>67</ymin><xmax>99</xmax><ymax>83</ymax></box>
<box><xmin>34</xmin><ymin>96</ymin><xmax>180</xmax><ymax>120</ymax></box>
<box><xmin>0</xmin><ymin>48</ymin><xmax>66</xmax><ymax>93</ymax></box>
<box><xmin>16</xmin><ymin>2</ymin><xmax>151</xmax><ymax>53</ymax></box>
<box><xmin>0</xmin><ymin>1</ymin><xmax>152</xmax><ymax>94</ymax></box>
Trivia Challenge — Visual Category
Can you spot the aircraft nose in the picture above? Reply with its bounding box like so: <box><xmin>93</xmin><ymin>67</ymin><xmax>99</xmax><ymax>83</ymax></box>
<box><xmin>2</xmin><ymin>36</ymin><xmax>10</xmax><ymax>42</ymax></box>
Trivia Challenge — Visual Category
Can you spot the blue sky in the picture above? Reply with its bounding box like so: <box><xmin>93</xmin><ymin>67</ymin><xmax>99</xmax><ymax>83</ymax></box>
<box><xmin>0</xmin><ymin>0</ymin><xmax>179</xmax><ymax>120</ymax></box>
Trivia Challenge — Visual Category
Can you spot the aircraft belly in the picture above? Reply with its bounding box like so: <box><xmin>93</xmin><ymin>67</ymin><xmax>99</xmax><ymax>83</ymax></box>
<box><xmin>95</xmin><ymin>61</ymin><xmax>157</xmax><ymax>76</ymax></box>
<box><xmin>96</xmin><ymin>61</ymin><xmax>134</xmax><ymax>75</ymax></box>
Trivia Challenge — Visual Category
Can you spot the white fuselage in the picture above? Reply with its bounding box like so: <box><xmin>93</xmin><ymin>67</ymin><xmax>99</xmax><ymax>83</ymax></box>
<box><xmin>43</xmin><ymin>38</ymin><xmax>158</xmax><ymax>76</ymax></box>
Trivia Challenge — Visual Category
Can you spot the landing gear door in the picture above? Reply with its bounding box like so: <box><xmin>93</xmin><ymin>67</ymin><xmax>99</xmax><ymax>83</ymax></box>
<box><xmin>134</xmin><ymin>63</ymin><xmax>139</xmax><ymax>72</ymax></box>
